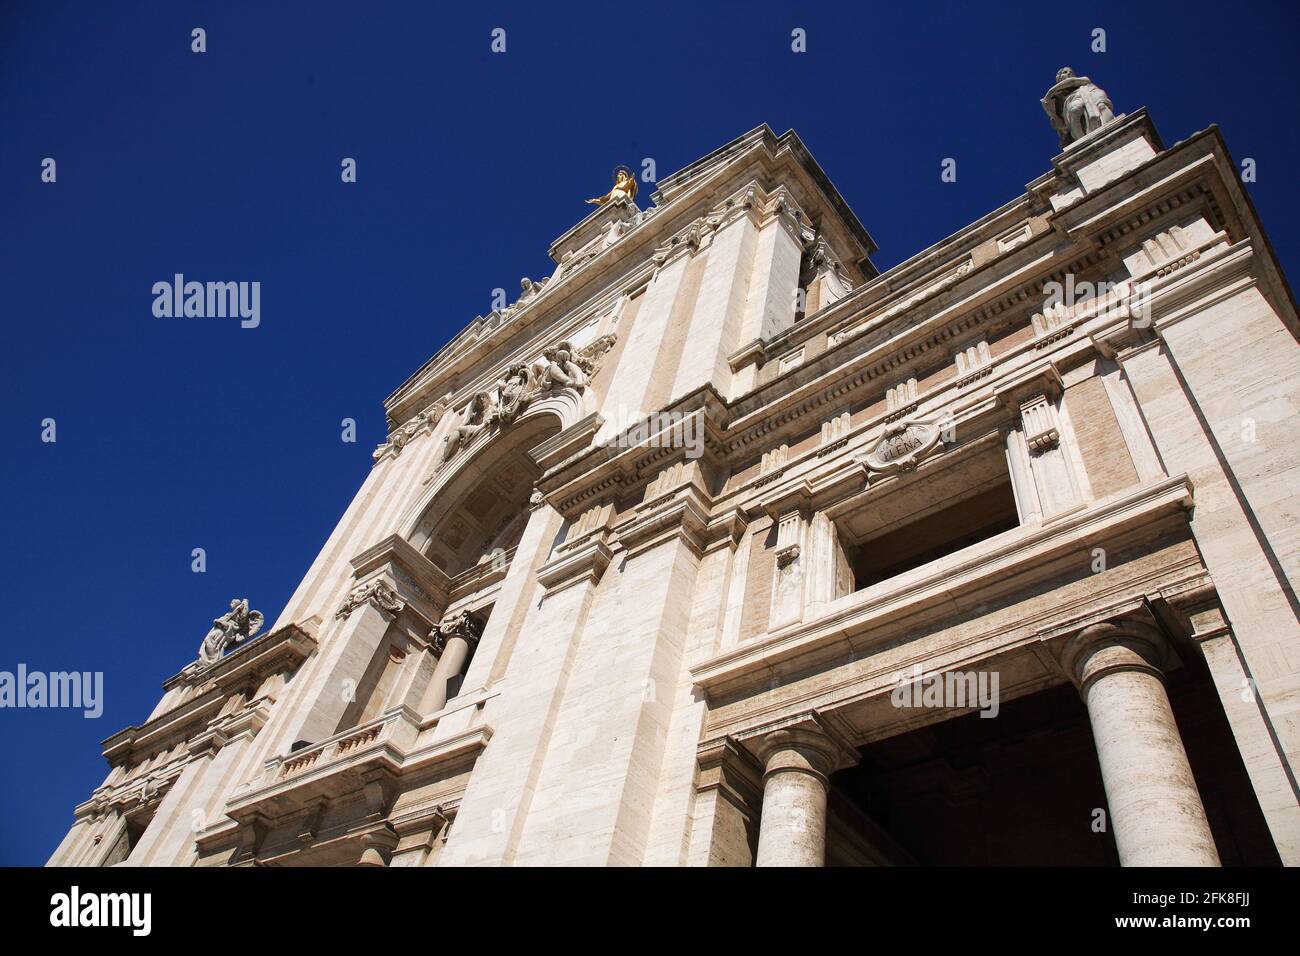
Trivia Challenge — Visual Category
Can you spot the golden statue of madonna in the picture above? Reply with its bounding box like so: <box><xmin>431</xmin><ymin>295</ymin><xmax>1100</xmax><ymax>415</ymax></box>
<box><xmin>586</xmin><ymin>165</ymin><xmax>638</xmax><ymax>205</ymax></box>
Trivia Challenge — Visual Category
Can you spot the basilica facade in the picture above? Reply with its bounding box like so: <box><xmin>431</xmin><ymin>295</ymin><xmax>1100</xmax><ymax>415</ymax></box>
<box><xmin>50</xmin><ymin>72</ymin><xmax>1300</xmax><ymax>866</ymax></box>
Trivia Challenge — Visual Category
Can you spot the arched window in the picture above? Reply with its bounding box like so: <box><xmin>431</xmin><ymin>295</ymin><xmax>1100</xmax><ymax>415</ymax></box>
<box><xmin>411</xmin><ymin>414</ymin><xmax>560</xmax><ymax>577</ymax></box>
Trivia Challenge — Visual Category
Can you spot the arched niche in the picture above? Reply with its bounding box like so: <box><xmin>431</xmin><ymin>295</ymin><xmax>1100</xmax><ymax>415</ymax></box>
<box><xmin>404</xmin><ymin>405</ymin><xmax>565</xmax><ymax>577</ymax></box>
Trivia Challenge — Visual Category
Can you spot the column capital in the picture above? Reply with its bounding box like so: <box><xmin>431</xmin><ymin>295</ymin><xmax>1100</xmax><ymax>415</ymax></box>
<box><xmin>1057</xmin><ymin>617</ymin><xmax>1176</xmax><ymax>692</ymax></box>
<box><xmin>430</xmin><ymin>609</ymin><xmax>484</xmax><ymax>655</ymax></box>
<box><xmin>738</xmin><ymin>712</ymin><xmax>858</xmax><ymax>783</ymax></box>
<box><xmin>357</xmin><ymin>826</ymin><xmax>398</xmax><ymax>867</ymax></box>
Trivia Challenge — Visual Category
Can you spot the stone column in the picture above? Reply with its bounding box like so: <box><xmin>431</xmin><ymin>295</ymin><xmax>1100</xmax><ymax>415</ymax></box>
<box><xmin>753</xmin><ymin>725</ymin><xmax>843</xmax><ymax>867</ymax></box>
<box><xmin>420</xmin><ymin>609</ymin><xmax>484</xmax><ymax>715</ymax></box>
<box><xmin>1061</xmin><ymin>621</ymin><xmax>1220</xmax><ymax>866</ymax></box>
<box><xmin>357</xmin><ymin>828</ymin><xmax>397</xmax><ymax>867</ymax></box>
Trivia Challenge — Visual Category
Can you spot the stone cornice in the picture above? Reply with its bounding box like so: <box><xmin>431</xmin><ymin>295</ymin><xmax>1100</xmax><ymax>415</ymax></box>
<box><xmin>348</xmin><ymin>533</ymin><xmax>452</xmax><ymax>622</ymax></box>
<box><xmin>616</xmin><ymin>488</ymin><xmax>712</xmax><ymax>559</ymax></box>
<box><xmin>158</xmin><ymin>621</ymin><xmax>316</xmax><ymax>697</ymax></box>
<box><xmin>535</xmin><ymin>537</ymin><xmax>613</xmax><ymax>594</ymax></box>
<box><xmin>651</xmin><ymin>124</ymin><xmax>877</xmax><ymax>273</ymax></box>
<box><xmin>96</xmin><ymin>623</ymin><xmax>318</xmax><ymax>771</ymax></box>
<box><xmin>718</xmin><ymin>114</ymin><xmax>1262</xmax><ymax>454</ymax></box>
<box><xmin>535</xmin><ymin>400</ymin><xmax>731</xmax><ymax>519</ymax></box>
<box><xmin>719</xmin><ymin>247</ymin><xmax>1101</xmax><ymax>458</ymax></box>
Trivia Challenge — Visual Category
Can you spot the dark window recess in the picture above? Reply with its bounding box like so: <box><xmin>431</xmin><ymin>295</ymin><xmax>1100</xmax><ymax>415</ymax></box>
<box><xmin>849</xmin><ymin>481</ymin><xmax>1019</xmax><ymax>590</ymax></box>
<box><xmin>101</xmin><ymin>809</ymin><xmax>154</xmax><ymax>866</ymax></box>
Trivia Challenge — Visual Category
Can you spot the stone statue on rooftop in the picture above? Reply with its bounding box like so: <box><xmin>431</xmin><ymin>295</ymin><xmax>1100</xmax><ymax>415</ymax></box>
<box><xmin>198</xmin><ymin>598</ymin><xmax>264</xmax><ymax>666</ymax></box>
<box><xmin>1042</xmin><ymin>67</ymin><xmax>1116</xmax><ymax>147</ymax></box>
<box><xmin>587</xmin><ymin>166</ymin><xmax>638</xmax><ymax>206</ymax></box>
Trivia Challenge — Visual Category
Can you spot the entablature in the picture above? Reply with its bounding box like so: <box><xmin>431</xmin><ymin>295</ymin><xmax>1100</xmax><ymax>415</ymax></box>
<box><xmin>694</xmin><ymin>474</ymin><xmax>1200</xmax><ymax>730</ymax></box>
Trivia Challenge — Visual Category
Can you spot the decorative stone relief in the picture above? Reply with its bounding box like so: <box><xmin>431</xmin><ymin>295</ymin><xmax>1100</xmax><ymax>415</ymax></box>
<box><xmin>766</xmin><ymin>187</ymin><xmax>809</xmax><ymax>239</ymax></box>
<box><xmin>196</xmin><ymin>598</ymin><xmax>264</xmax><ymax>667</ymax></box>
<box><xmin>1008</xmin><ymin>391</ymin><xmax>1080</xmax><ymax>520</ymax></box>
<box><xmin>373</xmin><ymin>400</ymin><xmax>448</xmax><ymax>462</ymax></box>
<box><xmin>574</xmin><ymin>332</ymin><xmax>617</xmax><ymax>379</ymax></box>
<box><xmin>1032</xmin><ymin>302</ymin><xmax>1072</xmax><ymax>346</ymax></box>
<box><xmin>651</xmin><ymin>222</ymin><xmax>704</xmax><ymax>268</ymax></box>
<box><xmin>517</xmin><ymin>275</ymin><xmax>548</xmax><ymax>305</ymax></box>
<box><xmin>565</xmin><ymin>501</ymin><xmax>615</xmax><ymax>548</ymax></box>
<box><xmin>955</xmin><ymin>340</ymin><xmax>991</xmax><ymax>375</ymax></box>
<box><xmin>649</xmin><ymin>183</ymin><xmax>811</xmax><ymax>272</ymax></box>
<box><xmin>429</xmin><ymin>333</ymin><xmax>619</xmax><ymax>478</ymax></box>
<box><xmin>1020</xmin><ymin>394</ymin><xmax>1061</xmax><ymax>451</ymax></box>
<box><xmin>805</xmin><ymin>236</ymin><xmax>852</xmax><ymax>299</ymax></box>
<box><xmin>769</xmin><ymin>509</ymin><xmax>808</xmax><ymax>629</ymax></box>
<box><xmin>1136</xmin><ymin>225</ymin><xmax>1202</xmax><ymax>278</ymax></box>
<box><xmin>335</xmin><ymin>579</ymin><xmax>405</xmax><ymax>621</ymax></box>
<box><xmin>829</xmin><ymin>323</ymin><xmax>865</xmax><ymax>347</ymax></box>
<box><xmin>437</xmin><ymin>391</ymin><xmax>496</xmax><ymax>469</ymax></box>
<box><xmin>774</xmin><ymin>511</ymin><xmax>803</xmax><ymax>567</ymax></box>
<box><xmin>862</xmin><ymin>419</ymin><xmax>943</xmax><ymax>476</ymax></box>
<box><xmin>645</xmin><ymin>461</ymin><xmax>687</xmax><ymax>502</ymax></box>
<box><xmin>535</xmin><ymin>341</ymin><xmax>588</xmax><ymax>392</ymax></box>
<box><xmin>493</xmin><ymin>363</ymin><xmax>536</xmax><ymax>426</ymax></box>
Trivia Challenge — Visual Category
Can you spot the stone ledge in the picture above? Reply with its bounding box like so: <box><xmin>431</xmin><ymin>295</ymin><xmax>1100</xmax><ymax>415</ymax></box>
<box><xmin>691</xmin><ymin>474</ymin><xmax>1195</xmax><ymax>694</ymax></box>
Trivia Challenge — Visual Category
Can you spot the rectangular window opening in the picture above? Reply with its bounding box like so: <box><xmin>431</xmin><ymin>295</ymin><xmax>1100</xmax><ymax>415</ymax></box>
<box><xmin>841</xmin><ymin>452</ymin><xmax>1020</xmax><ymax>593</ymax></box>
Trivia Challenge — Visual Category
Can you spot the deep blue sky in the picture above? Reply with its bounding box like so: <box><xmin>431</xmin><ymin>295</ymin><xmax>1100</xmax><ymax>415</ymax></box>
<box><xmin>2</xmin><ymin>1</ymin><xmax>1297</xmax><ymax>866</ymax></box>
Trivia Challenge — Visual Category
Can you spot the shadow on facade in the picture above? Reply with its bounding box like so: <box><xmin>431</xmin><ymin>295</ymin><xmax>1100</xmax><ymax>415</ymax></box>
<box><xmin>828</xmin><ymin>661</ymin><xmax>1281</xmax><ymax>866</ymax></box>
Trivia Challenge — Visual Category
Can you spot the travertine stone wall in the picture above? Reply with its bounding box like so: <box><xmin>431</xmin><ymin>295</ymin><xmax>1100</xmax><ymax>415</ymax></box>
<box><xmin>1066</xmin><ymin>376</ymin><xmax>1141</xmax><ymax>498</ymax></box>
<box><xmin>51</xmin><ymin>115</ymin><xmax>1300</xmax><ymax>869</ymax></box>
<box><xmin>1121</xmin><ymin>279</ymin><xmax>1300</xmax><ymax>843</ymax></box>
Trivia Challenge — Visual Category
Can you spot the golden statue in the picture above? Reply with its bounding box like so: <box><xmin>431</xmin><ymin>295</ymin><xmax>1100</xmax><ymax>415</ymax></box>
<box><xmin>587</xmin><ymin>166</ymin><xmax>638</xmax><ymax>205</ymax></box>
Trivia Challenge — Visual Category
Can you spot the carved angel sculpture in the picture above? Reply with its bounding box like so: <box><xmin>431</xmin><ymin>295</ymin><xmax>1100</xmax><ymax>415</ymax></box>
<box><xmin>439</xmin><ymin>391</ymin><xmax>495</xmax><ymax>467</ymax></box>
<box><xmin>198</xmin><ymin>598</ymin><xmax>264</xmax><ymax>666</ymax></box>
<box><xmin>536</xmin><ymin>341</ymin><xmax>588</xmax><ymax>392</ymax></box>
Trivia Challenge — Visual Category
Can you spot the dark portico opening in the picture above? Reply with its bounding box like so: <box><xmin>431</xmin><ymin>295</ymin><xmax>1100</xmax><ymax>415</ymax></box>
<box><xmin>827</xmin><ymin>659</ymin><xmax>1281</xmax><ymax>866</ymax></box>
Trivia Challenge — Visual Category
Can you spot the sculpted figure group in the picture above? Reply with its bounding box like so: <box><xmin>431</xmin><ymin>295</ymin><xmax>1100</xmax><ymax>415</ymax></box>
<box><xmin>436</xmin><ymin>339</ymin><xmax>605</xmax><ymax>470</ymax></box>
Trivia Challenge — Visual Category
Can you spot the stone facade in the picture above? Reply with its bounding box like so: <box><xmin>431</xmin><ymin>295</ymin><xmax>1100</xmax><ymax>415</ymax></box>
<box><xmin>50</xmin><ymin>82</ymin><xmax>1300</xmax><ymax>867</ymax></box>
